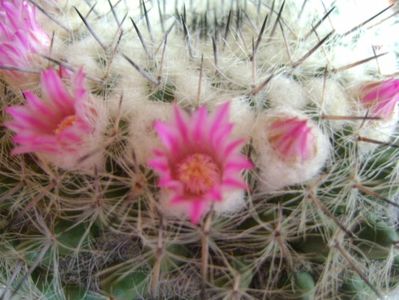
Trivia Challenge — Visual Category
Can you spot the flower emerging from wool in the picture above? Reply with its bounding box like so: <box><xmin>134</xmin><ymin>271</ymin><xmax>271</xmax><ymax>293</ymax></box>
<box><xmin>253</xmin><ymin>109</ymin><xmax>330</xmax><ymax>192</ymax></box>
<box><xmin>149</xmin><ymin>102</ymin><xmax>252</xmax><ymax>224</ymax></box>
<box><xmin>361</xmin><ymin>79</ymin><xmax>399</xmax><ymax>119</ymax></box>
<box><xmin>267</xmin><ymin>116</ymin><xmax>316</xmax><ymax>163</ymax></box>
<box><xmin>0</xmin><ymin>0</ymin><xmax>50</xmax><ymax>84</ymax></box>
<box><xmin>5</xmin><ymin>68</ymin><xmax>100</xmax><ymax>167</ymax></box>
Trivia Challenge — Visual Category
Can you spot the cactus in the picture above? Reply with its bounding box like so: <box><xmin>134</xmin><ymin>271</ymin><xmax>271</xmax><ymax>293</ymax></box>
<box><xmin>0</xmin><ymin>0</ymin><xmax>399</xmax><ymax>299</ymax></box>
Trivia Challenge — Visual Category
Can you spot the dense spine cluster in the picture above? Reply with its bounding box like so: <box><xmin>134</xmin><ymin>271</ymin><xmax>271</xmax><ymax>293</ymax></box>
<box><xmin>0</xmin><ymin>0</ymin><xmax>399</xmax><ymax>299</ymax></box>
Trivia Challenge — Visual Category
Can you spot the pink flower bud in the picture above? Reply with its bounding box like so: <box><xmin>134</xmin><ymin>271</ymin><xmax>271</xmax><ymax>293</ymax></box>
<box><xmin>360</xmin><ymin>79</ymin><xmax>399</xmax><ymax>119</ymax></box>
<box><xmin>267</xmin><ymin>117</ymin><xmax>316</xmax><ymax>163</ymax></box>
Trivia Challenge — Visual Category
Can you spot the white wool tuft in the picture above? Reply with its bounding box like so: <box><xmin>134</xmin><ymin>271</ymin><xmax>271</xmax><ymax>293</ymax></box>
<box><xmin>268</xmin><ymin>76</ymin><xmax>307</xmax><ymax>109</ymax></box>
<box><xmin>357</xmin><ymin>107</ymin><xmax>399</xmax><ymax>154</ymax></box>
<box><xmin>304</xmin><ymin>78</ymin><xmax>352</xmax><ymax>129</ymax></box>
<box><xmin>228</xmin><ymin>97</ymin><xmax>256</xmax><ymax>138</ymax></box>
<box><xmin>214</xmin><ymin>190</ymin><xmax>246</xmax><ymax>215</ymax></box>
<box><xmin>127</xmin><ymin>100</ymin><xmax>173</xmax><ymax>165</ymax></box>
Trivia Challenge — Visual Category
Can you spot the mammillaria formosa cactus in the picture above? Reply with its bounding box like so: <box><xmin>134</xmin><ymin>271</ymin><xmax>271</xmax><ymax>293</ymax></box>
<box><xmin>0</xmin><ymin>0</ymin><xmax>399</xmax><ymax>299</ymax></box>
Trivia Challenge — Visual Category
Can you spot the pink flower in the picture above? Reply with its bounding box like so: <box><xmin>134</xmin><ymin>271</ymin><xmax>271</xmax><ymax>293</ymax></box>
<box><xmin>0</xmin><ymin>0</ymin><xmax>50</xmax><ymax>84</ymax></box>
<box><xmin>5</xmin><ymin>68</ymin><xmax>97</xmax><ymax>159</ymax></box>
<box><xmin>267</xmin><ymin>116</ymin><xmax>316</xmax><ymax>163</ymax></box>
<box><xmin>149</xmin><ymin>102</ymin><xmax>252</xmax><ymax>224</ymax></box>
<box><xmin>361</xmin><ymin>79</ymin><xmax>399</xmax><ymax>119</ymax></box>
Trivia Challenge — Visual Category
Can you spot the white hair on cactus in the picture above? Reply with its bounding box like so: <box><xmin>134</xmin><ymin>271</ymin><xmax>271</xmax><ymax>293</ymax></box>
<box><xmin>256</xmin><ymin>38</ymin><xmax>292</xmax><ymax>69</ymax></box>
<box><xmin>104</xmin><ymin>50</ymin><xmax>150</xmax><ymax>115</ymax></box>
<box><xmin>216</xmin><ymin>57</ymin><xmax>253</xmax><ymax>89</ymax></box>
<box><xmin>357</xmin><ymin>107</ymin><xmax>399</xmax><ymax>154</ymax></box>
<box><xmin>62</xmin><ymin>36</ymin><xmax>101</xmax><ymax>79</ymax></box>
<box><xmin>163</xmin><ymin>36</ymin><xmax>213</xmax><ymax>106</ymax></box>
<box><xmin>228</xmin><ymin>96</ymin><xmax>255</xmax><ymax>138</ymax></box>
<box><xmin>253</xmin><ymin>108</ymin><xmax>330</xmax><ymax>192</ymax></box>
<box><xmin>127</xmin><ymin>100</ymin><xmax>173</xmax><ymax>165</ymax></box>
<box><xmin>172</xmin><ymin>64</ymin><xmax>213</xmax><ymax>105</ymax></box>
<box><xmin>214</xmin><ymin>190</ymin><xmax>246</xmax><ymax>215</ymax></box>
<box><xmin>304</xmin><ymin>78</ymin><xmax>352</xmax><ymax>129</ymax></box>
<box><xmin>268</xmin><ymin>75</ymin><xmax>307</xmax><ymax>109</ymax></box>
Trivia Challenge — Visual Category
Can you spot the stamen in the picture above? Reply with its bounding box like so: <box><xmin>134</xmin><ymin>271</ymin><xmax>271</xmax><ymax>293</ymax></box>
<box><xmin>54</xmin><ymin>115</ymin><xmax>76</xmax><ymax>134</ymax></box>
<box><xmin>177</xmin><ymin>153</ymin><xmax>221</xmax><ymax>195</ymax></box>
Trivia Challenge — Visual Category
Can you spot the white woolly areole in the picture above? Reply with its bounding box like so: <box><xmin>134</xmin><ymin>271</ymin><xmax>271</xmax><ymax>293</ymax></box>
<box><xmin>304</xmin><ymin>78</ymin><xmax>352</xmax><ymax>129</ymax></box>
<box><xmin>104</xmin><ymin>52</ymin><xmax>150</xmax><ymax>116</ymax></box>
<box><xmin>40</xmin><ymin>97</ymin><xmax>108</xmax><ymax>172</ymax></box>
<box><xmin>268</xmin><ymin>76</ymin><xmax>307</xmax><ymax>109</ymax></box>
<box><xmin>62</xmin><ymin>37</ymin><xmax>101</xmax><ymax>80</ymax></box>
<box><xmin>253</xmin><ymin>108</ymin><xmax>331</xmax><ymax>192</ymax></box>
<box><xmin>214</xmin><ymin>190</ymin><xmax>246</xmax><ymax>215</ymax></box>
<box><xmin>357</xmin><ymin>107</ymin><xmax>399</xmax><ymax>154</ymax></box>
<box><xmin>163</xmin><ymin>38</ymin><xmax>213</xmax><ymax>106</ymax></box>
<box><xmin>227</xmin><ymin>97</ymin><xmax>256</xmax><ymax>138</ymax></box>
<box><xmin>128</xmin><ymin>101</ymin><xmax>173</xmax><ymax>165</ymax></box>
<box><xmin>216</xmin><ymin>57</ymin><xmax>253</xmax><ymax>88</ymax></box>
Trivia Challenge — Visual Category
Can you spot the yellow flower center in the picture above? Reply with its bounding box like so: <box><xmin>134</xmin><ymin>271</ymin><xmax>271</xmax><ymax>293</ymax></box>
<box><xmin>54</xmin><ymin>115</ymin><xmax>76</xmax><ymax>134</ymax></box>
<box><xmin>176</xmin><ymin>153</ymin><xmax>221</xmax><ymax>195</ymax></box>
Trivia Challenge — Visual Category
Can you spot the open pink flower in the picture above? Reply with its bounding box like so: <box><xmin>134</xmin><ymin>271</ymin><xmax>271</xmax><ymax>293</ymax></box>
<box><xmin>0</xmin><ymin>0</ymin><xmax>50</xmax><ymax>84</ymax></box>
<box><xmin>267</xmin><ymin>116</ymin><xmax>316</xmax><ymax>163</ymax></box>
<box><xmin>149</xmin><ymin>102</ymin><xmax>252</xmax><ymax>224</ymax></box>
<box><xmin>360</xmin><ymin>79</ymin><xmax>399</xmax><ymax>119</ymax></box>
<box><xmin>5</xmin><ymin>68</ymin><xmax>97</xmax><ymax>159</ymax></box>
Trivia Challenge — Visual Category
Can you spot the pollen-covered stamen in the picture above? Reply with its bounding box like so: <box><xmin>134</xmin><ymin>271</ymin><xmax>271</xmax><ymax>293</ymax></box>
<box><xmin>267</xmin><ymin>117</ymin><xmax>316</xmax><ymax>163</ymax></box>
<box><xmin>54</xmin><ymin>115</ymin><xmax>76</xmax><ymax>134</ymax></box>
<box><xmin>176</xmin><ymin>153</ymin><xmax>221</xmax><ymax>195</ymax></box>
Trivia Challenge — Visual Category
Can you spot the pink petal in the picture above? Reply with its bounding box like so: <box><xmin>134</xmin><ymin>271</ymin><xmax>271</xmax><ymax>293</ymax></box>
<box><xmin>73</xmin><ymin>68</ymin><xmax>88</xmax><ymax>100</ymax></box>
<box><xmin>212</xmin><ymin>123</ymin><xmax>234</xmax><ymax>148</ymax></box>
<box><xmin>223</xmin><ymin>139</ymin><xmax>246</xmax><ymax>157</ymax></box>
<box><xmin>148</xmin><ymin>101</ymin><xmax>250</xmax><ymax>224</ymax></box>
<box><xmin>154</xmin><ymin>121</ymin><xmax>181</xmax><ymax>153</ymax></box>
<box><xmin>173</xmin><ymin>104</ymin><xmax>190</xmax><ymax>143</ymax></box>
<box><xmin>210</xmin><ymin>102</ymin><xmax>230</xmax><ymax>134</ymax></box>
<box><xmin>222</xmin><ymin>178</ymin><xmax>247</xmax><ymax>189</ymax></box>
<box><xmin>224</xmin><ymin>157</ymin><xmax>253</xmax><ymax>171</ymax></box>
<box><xmin>361</xmin><ymin>79</ymin><xmax>399</xmax><ymax>118</ymax></box>
<box><xmin>193</xmin><ymin>106</ymin><xmax>207</xmax><ymax>140</ymax></box>
<box><xmin>190</xmin><ymin>200</ymin><xmax>206</xmax><ymax>224</ymax></box>
<box><xmin>41</xmin><ymin>69</ymin><xmax>75</xmax><ymax>112</ymax></box>
<box><xmin>24</xmin><ymin>91</ymin><xmax>58</xmax><ymax>118</ymax></box>
<box><xmin>208</xmin><ymin>188</ymin><xmax>223</xmax><ymax>202</ymax></box>
<box><xmin>6</xmin><ymin>106</ymin><xmax>52</xmax><ymax>131</ymax></box>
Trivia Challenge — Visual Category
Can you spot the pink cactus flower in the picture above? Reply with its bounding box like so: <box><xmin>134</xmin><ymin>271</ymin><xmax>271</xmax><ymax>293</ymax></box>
<box><xmin>5</xmin><ymin>68</ymin><xmax>99</xmax><ymax>162</ymax></box>
<box><xmin>0</xmin><ymin>0</ymin><xmax>50</xmax><ymax>84</ymax></box>
<box><xmin>361</xmin><ymin>79</ymin><xmax>399</xmax><ymax>119</ymax></box>
<box><xmin>267</xmin><ymin>117</ymin><xmax>316</xmax><ymax>163</ymax></box>
<box><xmin>149</xmin><ymin>102</ymin><xmax>252</xmax><ymax>224</ymax></box>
